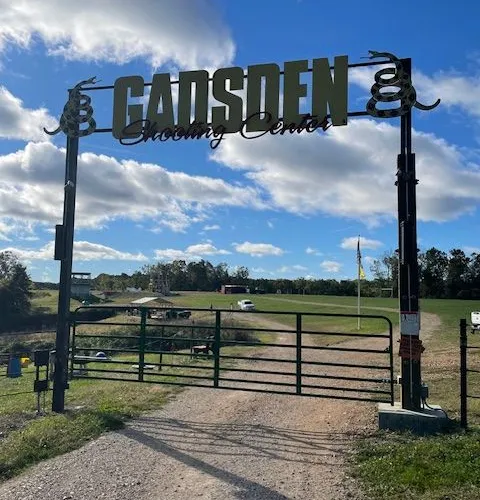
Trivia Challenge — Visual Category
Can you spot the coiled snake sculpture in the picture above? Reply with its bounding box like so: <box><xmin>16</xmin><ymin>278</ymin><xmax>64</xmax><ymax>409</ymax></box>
<box><xmin>366</xmin><ymin>51</ymin><xmax>440</xmax><ymax>118</ymax></box>
<box><xmin>44</xmin><ymin>77</ymin><xmax>98</xmax><ymax>138</ymax></box>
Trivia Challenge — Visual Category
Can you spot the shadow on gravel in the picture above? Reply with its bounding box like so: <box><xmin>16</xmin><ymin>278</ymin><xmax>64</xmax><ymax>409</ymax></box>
<box><xmin>122</xmin><ymin>416</ymin><xmax>353</xmax><ymax>498</ymax></box>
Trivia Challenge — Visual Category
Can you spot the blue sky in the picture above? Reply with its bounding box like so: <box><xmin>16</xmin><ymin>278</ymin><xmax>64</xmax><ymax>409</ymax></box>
<box><xmin>0</xmin><ymin>0</ymin><xmax>479</xmax><ymax>283</ymax></box>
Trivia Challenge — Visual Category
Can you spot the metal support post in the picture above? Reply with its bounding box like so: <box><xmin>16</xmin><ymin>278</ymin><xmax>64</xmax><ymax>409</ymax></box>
<box><xmin>52</xmin><ymin>135</ymin><xmax>79</xmax><ymax>413</ymax></box>
<box><xmin>296</xmin><ymin>313</ymin><xmax>302</xmax><ymax>395</ymax></box>
<box><xmin>213</xmin><ymin>310</ymin><xmax>221</xmax><ymax>388</ymax></box>
<box><xmin>138</xmin><ymin>308</ymin><xmax>147</xmax><ymax>382</ymax></box>
<box><xmin>397</xmin><ymin>58</ymin><xmax>422</xmax><ymax>410</ymax></box>
<box><xmin>460</xmin><ymin>318</ymin><xmax>468</xmax><ymax>428</ymax></box>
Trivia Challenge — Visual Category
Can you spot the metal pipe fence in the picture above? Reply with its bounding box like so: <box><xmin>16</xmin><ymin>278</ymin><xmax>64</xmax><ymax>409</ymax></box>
<box><xmin>69</xmin><ymin>305</ymin><xmax>395</xmax><ymax>404</ymax></box>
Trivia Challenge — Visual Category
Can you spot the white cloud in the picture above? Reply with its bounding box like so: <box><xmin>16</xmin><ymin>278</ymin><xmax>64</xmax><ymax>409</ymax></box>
<box><xmin>306</xmin><ymin>246</ymin><xmax>322</xmax><ymax>256</ymax></box>
<box><xmin>154</xmin><ymin>249</ymin><xmax>196</xmax><ymax>262</ymax></box>
<box><xmin>203</xmin><ymin>224</ymin><xmax>220</xmax><ymax>231</ymax></box>
<box><xmin>0</xmin><ymin>0</ymin><xmax>234</xmax><ymax>70</ymax></box>
<box><xmin>154</xmin><ymin>242</ymin><xmax>230</xmax><ymax>262</ymax></box>
<box><xmin>234</xmin><ymin>242</ymin><xmax>285</xmax><ymax>257</ymax></box>
<box><xmin>0</xmin><ymin>221</ymin><xmax>12</xmax><ymax>241</ymax></box>
<box><xmin>1</xmin><ymin>240</ymin><xmax>148</xmax><ymax>262</ymax></box>
<box><xmin>185</xmin><ymin>243</ymin><xmax>230</xmax><ymax>255</ymax></box>
<box><xmin>0</xmin><ymin>86</ymin><xmax>57</xmax><ymax>141</ymax></box>
<box><xmin>320</xmin><ymin>260</ymin><xmax>342</xmax><ymax>273</ymax></box>
<box><xmin>267</xmin><ymin>221</ymin><xmax>274</xmax><ymax>228</ymax></box>
<box><xmin>0</xmin><ymin>141</ymin><xmax>264</xmax><ymax>232</ymax></box>
<box><xmin>340</xmin><ymin>236</ymin><xmax>383</xmax><ymax>250</ymax></box>
<box><xmin>277</xmin><ymin>264</ymin><xmax>308</xmax><ymax>273</ymax></box>
<box><xmin>211</xmin><ymin>119</ymin><xmax>480</xmax><ymax>224</ymax></box>
<box><xmin>464</xmin><ymin>246</ymin><xmax>480</xmax><ymax>255</ymax></box>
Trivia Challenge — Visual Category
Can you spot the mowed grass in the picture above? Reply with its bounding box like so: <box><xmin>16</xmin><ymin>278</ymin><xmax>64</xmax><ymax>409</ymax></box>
<box><xmin>352</xmin><ymin>429</ymin><xmax>480</xmax><ymax>500</ymax></box>
<box><xmin>168</xmin><ymin>292</ymin><xmax>399</xmax><ymax>336</ymax></box>
<box><xmin>30</xmin><ymin>289</ymin><xmax>83</xmax><ymax>314</ymax></box>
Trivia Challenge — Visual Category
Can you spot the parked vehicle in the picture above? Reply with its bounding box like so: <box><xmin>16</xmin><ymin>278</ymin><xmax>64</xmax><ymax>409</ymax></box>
<box><xmin>165</xmin><ymin>309</ymin><xmax>192</xmax><ymax>319</ymax></box>
<box><xmin>237</xmin><ymin>299</ymin><xmax>255</xmax><ymax>311</ymax></box>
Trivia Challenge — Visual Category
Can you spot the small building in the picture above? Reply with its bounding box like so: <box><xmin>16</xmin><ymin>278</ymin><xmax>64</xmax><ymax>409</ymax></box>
<box><xmin>221</xmin><ymin>284</ymin><xmax>248</xmax><ymax>294</ymax></box>
<box><xmin>71</xmin><ymin>272</ymin><xmax>91</xmax><ymax>299</ymax></box>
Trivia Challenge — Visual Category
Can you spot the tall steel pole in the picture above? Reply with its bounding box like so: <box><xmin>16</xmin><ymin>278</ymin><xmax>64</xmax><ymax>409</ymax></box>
<box><xmin>397</xmin><ymin>58</ymin><xmax>422</xmax><ymax>410</ymax></box>
<box><xmin>52</xmin><ymin>135</ymin><xmax>79</xmax><ymax>413</ymax></box>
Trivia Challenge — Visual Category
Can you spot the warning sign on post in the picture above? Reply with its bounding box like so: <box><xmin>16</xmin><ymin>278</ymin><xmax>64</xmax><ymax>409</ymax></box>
<box><xmin>398</xmin><ymin>336</ymin><xmax>424</xmax><ymax>361</ymax></box>
<box><xmin>400</xmin><ymin>311</ymin><xmax>420</xmax><ymax>336</ymax></box>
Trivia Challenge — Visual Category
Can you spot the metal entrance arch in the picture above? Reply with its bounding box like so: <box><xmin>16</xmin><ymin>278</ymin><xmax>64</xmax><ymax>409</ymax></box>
<box><xmin>69</xmin><ymin>305</ymin><xmax>394</xmax><ymax>404</ymax></box>
<box><xmin>48</xmin><ymin>51</ymin><xmax>440</xmax><ymax>412</ymax></box>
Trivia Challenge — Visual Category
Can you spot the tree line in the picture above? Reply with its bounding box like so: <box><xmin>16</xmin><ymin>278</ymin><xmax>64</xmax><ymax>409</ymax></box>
<box><xmin>91</xmin><ymin>247</ymin><xmax>480</xmax><ymax>300</ymax></box>
<box><xmin>2</xmin><ymin>245</ymin><xmax>480</xmax><ymax>331</ymax></box>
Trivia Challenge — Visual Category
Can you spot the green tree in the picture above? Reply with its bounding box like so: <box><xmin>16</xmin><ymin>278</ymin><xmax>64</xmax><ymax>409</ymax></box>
<box><xmin>419</xmin><ymin>248</ymin><xmax>448</xmax><ymax>298</ymax></box>
<box><xmin>0</xmin><ymin>251</ymin><xmax>32</xmax><ymax>318</ymax></box>
<box><xmin>446</xmin><ymin>249</ymin><xmax>470</xmax><ymax>298</ymax></box>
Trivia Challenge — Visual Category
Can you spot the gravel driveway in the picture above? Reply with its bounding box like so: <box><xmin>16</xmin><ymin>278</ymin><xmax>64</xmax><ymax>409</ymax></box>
<box><xmin>0</xmin><ymin>308</ymin><xmax>440</xmax><ymax>500</ymax></box>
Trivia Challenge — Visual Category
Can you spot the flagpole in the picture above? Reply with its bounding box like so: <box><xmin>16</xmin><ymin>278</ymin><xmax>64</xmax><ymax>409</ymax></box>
<box><xmin>357</xmin><ymin>236</ymin><xmax>361</xmax><ymax>330</ymax></box>
<box><xmin>357</xmin><ymin>257</ymin><xmax>361</xmax><ymax>330</ymax></box>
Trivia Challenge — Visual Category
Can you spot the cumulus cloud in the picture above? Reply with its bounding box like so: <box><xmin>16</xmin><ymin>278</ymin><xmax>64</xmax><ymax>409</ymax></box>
<box><xmin>463</xmin><ymin>246</ymin><xmax>480</xmax><ymax>255</ymax></box>
<box><xmin>0</xmin><ymin>86</ymin><xmax>57</xmax><ymax>141</ymax></box>
<box><xmin>1</xmin><ymin>240</ymin><xmax>148</xmax><ymax>261</ymax></box>
<box><xmin>340</xmin><ymin>236</ymin><xmax>383</xmax><ymax>250</ymax></box>
<box><xmin>185</xmin><ymin>243</ymin><xmax>230</xmax><ymax>255</ymax></box>
<box><xmin>320</xmin><ymin>260</ymin><xmax>342</xmax><ymax>273</ymax></box>
<box><xmin>203</xmin><ymin>224</ymin><xmax>221</xmax><ymax>231</ymax></box>
<box><xmin>211</xmin><ymin>119</ymin><xmax>480</xmax><ymax>224</ymax></box>
<box><xmin>306</xmin><ymin>246</ymin><xmax>322</xmax><ymax>256</ymax></box>
<box><xmin>0</xmin><ymin>141</ymin><xmax>264</xmax><ymax>232</ymax></box>
<box><xmin>154</xmin><ymin>242</ymin><xmax>230</xmax><ymax>262</ymax></box>
<box><xmin>233</xmin><ymin>242</ymin><xmax>285</xmax><ymax>257</ymax></box>
<box><xmin>0</xmin><ymin>0</ymin><xmax>234</xmax><ymax>70</ymax></box>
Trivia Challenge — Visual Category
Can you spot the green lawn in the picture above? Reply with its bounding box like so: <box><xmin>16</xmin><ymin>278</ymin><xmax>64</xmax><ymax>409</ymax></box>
<box><xmin>30</xmin><ymin>289</ymin><xmax>83</xmax><ymax>314</ymax></box>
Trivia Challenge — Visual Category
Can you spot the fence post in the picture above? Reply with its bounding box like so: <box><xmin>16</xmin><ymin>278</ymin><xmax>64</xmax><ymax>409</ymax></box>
<box><xmin>213</xmin><ymin>310</ymin><xmax>221</xmax><ymax>388</ymax></box>
<box><xmin>69</xmin><ymin>315</ymin><xmax>76</xmax><ymax>380</ymax></box>
<box><xmin>139</xmin><ymin>308</ymin><xmax>147</xmax><ymax>382</ymax></box>
<box><xmin>296</xmin><ymin>313</ymin><xmax>302</xmax><ymax>395</ymax></box>
<box><xmin>460</xmin><ymin>318</ymin><xmax>468</xmax><ymax>429</ymax></box>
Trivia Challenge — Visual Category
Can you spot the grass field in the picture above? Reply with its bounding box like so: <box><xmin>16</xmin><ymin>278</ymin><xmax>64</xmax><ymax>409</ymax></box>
<box><xmin>2</xmin><ymin>290</ymin><xmax>480</xmax><ymax>496</ymax></box>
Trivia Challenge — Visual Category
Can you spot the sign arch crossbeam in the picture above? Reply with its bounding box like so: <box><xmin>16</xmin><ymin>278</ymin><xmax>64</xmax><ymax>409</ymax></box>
<box><xmin>47</xmin><ymin>51</ymin><xmax>440</xmax><ymax>413</ymax></box>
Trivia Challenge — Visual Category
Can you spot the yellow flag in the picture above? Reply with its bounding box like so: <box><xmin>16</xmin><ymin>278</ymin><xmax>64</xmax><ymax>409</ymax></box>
<box><xmin>359</xmin><ymin>263</ymin><xmax>366</xmax><ymax>280</ymax></box>
<box><xmin>357</xmin><ymin>237</ymin><xmax>366</xmax><ymax>280</ymax></box>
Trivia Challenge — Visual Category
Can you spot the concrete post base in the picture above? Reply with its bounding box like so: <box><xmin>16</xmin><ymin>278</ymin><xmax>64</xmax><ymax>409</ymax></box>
<box><xmin>378</xmin><ymin>402</ymin><xmax>450</xmax><ymax>435</ymax></box>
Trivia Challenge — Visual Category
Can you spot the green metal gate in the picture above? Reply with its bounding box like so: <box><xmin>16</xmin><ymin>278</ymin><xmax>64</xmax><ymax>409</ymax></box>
<box><xmin>69</xmin><ymin>305</ymin><xmax>394</xmax><ymax>404</ymax></box>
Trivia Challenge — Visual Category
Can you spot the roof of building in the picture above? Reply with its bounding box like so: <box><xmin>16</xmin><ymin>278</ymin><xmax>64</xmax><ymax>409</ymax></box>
<box><xmin>130</xmin><ymin>296</ymin><xmax>168</xmax><ymax>305</ymax></box>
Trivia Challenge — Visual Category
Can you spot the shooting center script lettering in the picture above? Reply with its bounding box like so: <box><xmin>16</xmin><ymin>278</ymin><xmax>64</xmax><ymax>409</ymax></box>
<box><xmin>112</xmin><ymin>56</ymin><xmax>349</xmax><ymax>149</ymax></box>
